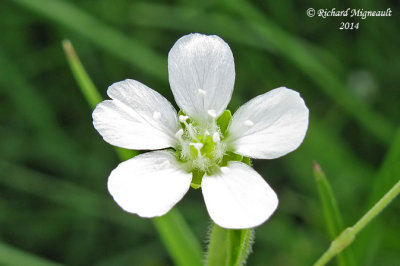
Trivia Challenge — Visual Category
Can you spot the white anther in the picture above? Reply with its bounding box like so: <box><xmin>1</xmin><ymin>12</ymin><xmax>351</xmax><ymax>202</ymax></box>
<box><xmin>244</xmin><ymin>120</ymin><xmax>254</xmax><ymax>127</ymax></box>
<box><xmin>191</xmin><ymin>142</ymin><xmax>203</xmax><ymax>150</ymax></box>
<box><xmin>190</xmin><ymin>142</ymin><xmax>204</xmax><ymax>156</ymax></box>
<box><xmin>198</xmin><ymin>89</ymin><xmax>207</xmax><ymax>96</ymax></box>
<box><xmin>212</xmin><ymin>132</ymin><xmax>220</xmax><ymax>143</ymax></box>
<box><xmin>207</xmin><ymin>109</ymin><xmax>217</xmax><ymax>118</ymax></box>
<box><xmin>179</xmin><ymin>115</ymin><xmax>189</xmax><ymax>123</ymax></box>
<box><xmin>152</xmin><ymin>111</ymin><xmax>161</xmax><ymax>120</ymax></box>
<box><xmin>175</xmin><ymin>129</ymin><xmax>184</xmax><ymax>138</ymax></box>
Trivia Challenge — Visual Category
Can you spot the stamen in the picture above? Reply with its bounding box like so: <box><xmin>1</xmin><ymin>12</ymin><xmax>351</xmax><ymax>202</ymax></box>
<box><xmin>190</xmin><ymin>142</ymin><xmax>203</xmax><ymax>157</ymax></box>
<box><xmin>212</xmin><ymin>132</ymin><xmax>220</xmax><ymax>143</ymax></box>
<box><xmin>244</xmin><ymin>120</ymin><xmax>254</xmax><ymax>127</ymax></box>
<box><xmin>179</xmin><ymin>115</ymin><xmax>195</xmax><ymax>139</ymax></box>
<box><xmin>152</xmin><ymin>111</ymin><xmax>161</xmax><ymax>120</ymax></box>
<box><xmin>179</xmin><ymin>115</ymin><xmax>189</xmax><ymax>123</ymax></box>
<box><xmin>186</xmin><ymin>124</ymin><xmax>198</xmax><ymax>141</ymax></box>
<box><xmin>175</xmin><ymin>129</ymin><xmax>184</xmax><ymax>138</ymax></box>
<box><xmin>207</xmin><ymin>109</ymin><xmax>217</xmax><ymax>118</ymax></box>
<box><xmin>198</xmin><ymin>89</ymin><xmax>207</xmax><ymax>96</ymax></box>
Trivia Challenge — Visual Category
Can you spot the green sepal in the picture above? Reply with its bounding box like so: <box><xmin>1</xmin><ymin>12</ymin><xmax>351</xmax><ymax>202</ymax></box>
<box><xmin>242</xmin><ymin>156</ymin><xmax>252</xmax><ymax>166</ymax></box>
<box><xmin>191</xmin><ymin>169</ymin><xmax>204</xmax><ymax>189</ymax></box>
<box><xmin>221</xmin><ymin>151</ymin><xmax>243</xmax><ymax>166</ymax></box>
<box><xmin>177</xmin><ymin>110</ymin><xmax>186</xmax><ymax>117</ymax></box>
<box><xmin>216</xmin><ymin>110</ymin><xmax>232</xmax><ymax>137</ymax></box>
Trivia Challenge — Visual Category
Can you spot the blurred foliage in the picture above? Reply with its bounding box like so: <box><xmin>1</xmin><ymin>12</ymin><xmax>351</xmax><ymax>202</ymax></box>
<box><xmin>1</xmin><ymin>0</ymin><xmax>399</xmax><ymax>265</ymax></box>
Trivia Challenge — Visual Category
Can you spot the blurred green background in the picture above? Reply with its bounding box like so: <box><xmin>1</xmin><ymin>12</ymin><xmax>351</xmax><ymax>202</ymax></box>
<box><xmin>1</xmin><ymin>0</ymin><xmax>399</xmax><ymax>265</ymax></box>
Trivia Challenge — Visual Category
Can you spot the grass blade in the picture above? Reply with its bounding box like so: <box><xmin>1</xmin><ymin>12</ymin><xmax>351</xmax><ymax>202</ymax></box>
<box><xmin>313</xmin><ymin>162</ymin><xmax>354</xmax><ymax>266</ymax></box>
<box><xmin>62</xmin><ymin>40</ymin><xmax>102</xmax><ymax>109</ymax></box>
<box><xmin>62</xmin><ymin>39</ymin><xmax>136</xmax><ymax>160</ymax></box>
<box><xmin>153</xmin><ymin>210</ymin><xmax>204</xmax><ymax>266</ymax></box>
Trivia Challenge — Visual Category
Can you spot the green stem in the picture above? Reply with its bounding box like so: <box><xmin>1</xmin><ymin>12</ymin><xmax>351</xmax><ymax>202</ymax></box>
<box><xmin>206</xmin><ymin>223</ymin><xmax>254</xmax><ymax>266</ymax></box>
<box><xmin>313</xmin><ymin>180</ymin><xmax>400</xmax><ymax>266</ymax></box>
<box><xmin>62</xmin><ymin>40</ymin><xmax>202</xmax><ymax>266</ymax></box>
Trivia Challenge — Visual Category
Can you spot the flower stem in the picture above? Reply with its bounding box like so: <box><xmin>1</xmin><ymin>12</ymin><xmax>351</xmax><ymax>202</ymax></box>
<box><xmin>206</xmin><ymin>223</ymin><xmax>254</xmax><ymax>266</ymax></box>
<box><xmin>313</xmin><ymin>179</ymin><xmax>400</xmax><ymax>266</ymax></box>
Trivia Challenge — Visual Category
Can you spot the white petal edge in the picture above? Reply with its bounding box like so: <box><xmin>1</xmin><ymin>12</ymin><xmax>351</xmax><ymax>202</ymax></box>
<box><xmin>228</xmin><ymin>87</ymin><xmax>309</xmax><ymax>159</ymax></box>
<box><xmin>202</xmin><ymin>161</ymin><xmax>278</xmax><ymax>229</ymax></box>
<box><xmin>168</xmin><ymin>33</ymin><xmax>235</xmax><ymax>121</ymax></box>
<box><xmin>107</xmin><ymin>150</ymin><xmax>192</xmax><ymax>218</ymax></box>
<box><xmin>93</xmin><ymin>79</ymin><xmax>179</xmax><ymax>150</ymax></box>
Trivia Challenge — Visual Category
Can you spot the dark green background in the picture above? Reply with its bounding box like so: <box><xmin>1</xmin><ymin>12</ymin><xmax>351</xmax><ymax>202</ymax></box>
<box><xmin>1</xmin><ymin>0</ymin><xmax>399</xmax><ymax>265</ymax></box>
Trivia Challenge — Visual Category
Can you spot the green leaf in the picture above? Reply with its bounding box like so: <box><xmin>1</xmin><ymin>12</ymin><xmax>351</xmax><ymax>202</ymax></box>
<box><xmin>216</xmin><ymin>110</ymin><xmax>232</xmax><ymax>137</ymax></box>
<box><xmin>206</xmin><ymin>223</ymin><xmax>254</xmax><ymax>266</ymax></box>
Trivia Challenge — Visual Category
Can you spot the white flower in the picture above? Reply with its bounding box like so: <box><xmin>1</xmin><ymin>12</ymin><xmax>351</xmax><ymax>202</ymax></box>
<box><xmin>92</xmin><ymin>33</ymin><xmax>309</xmax><ymax>229</ymax></box>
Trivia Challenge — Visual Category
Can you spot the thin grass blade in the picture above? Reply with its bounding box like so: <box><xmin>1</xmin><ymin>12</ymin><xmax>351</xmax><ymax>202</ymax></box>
<box><xmin>313</xmin><ymin>162</ymin><xmax>355</xmax><ymax>266</ymax></box>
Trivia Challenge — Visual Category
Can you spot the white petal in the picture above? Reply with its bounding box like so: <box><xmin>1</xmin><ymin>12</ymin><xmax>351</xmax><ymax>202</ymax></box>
<box><xmin>202</xmin><ymin>161</ymin><xmax>278</xmax><ymax>229</ymax></box>
<box><xmin>92</xmin><ymin>79</ymin><xmax>179</xmax><ymax>150</ymax></box>
<box><xmin>228</xmin><ymin>87</ymin><xmax>309</xmax><ymax>159</ymax></box>
<box><xmin>168</xmin><ymin>33</ymin><xmax>235</xmax><ymax>120</ymax></box>
<box><xmin>107</xmin><ymin>150</ymin><xmax>192</xmax><ymax>217</ymax></box>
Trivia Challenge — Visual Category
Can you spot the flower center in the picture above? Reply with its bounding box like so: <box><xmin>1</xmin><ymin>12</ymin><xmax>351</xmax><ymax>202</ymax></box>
<box><xmin>174</xmin><ymin>111</ymin><xmax>226</xmax><ymax>174</ymax></box>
